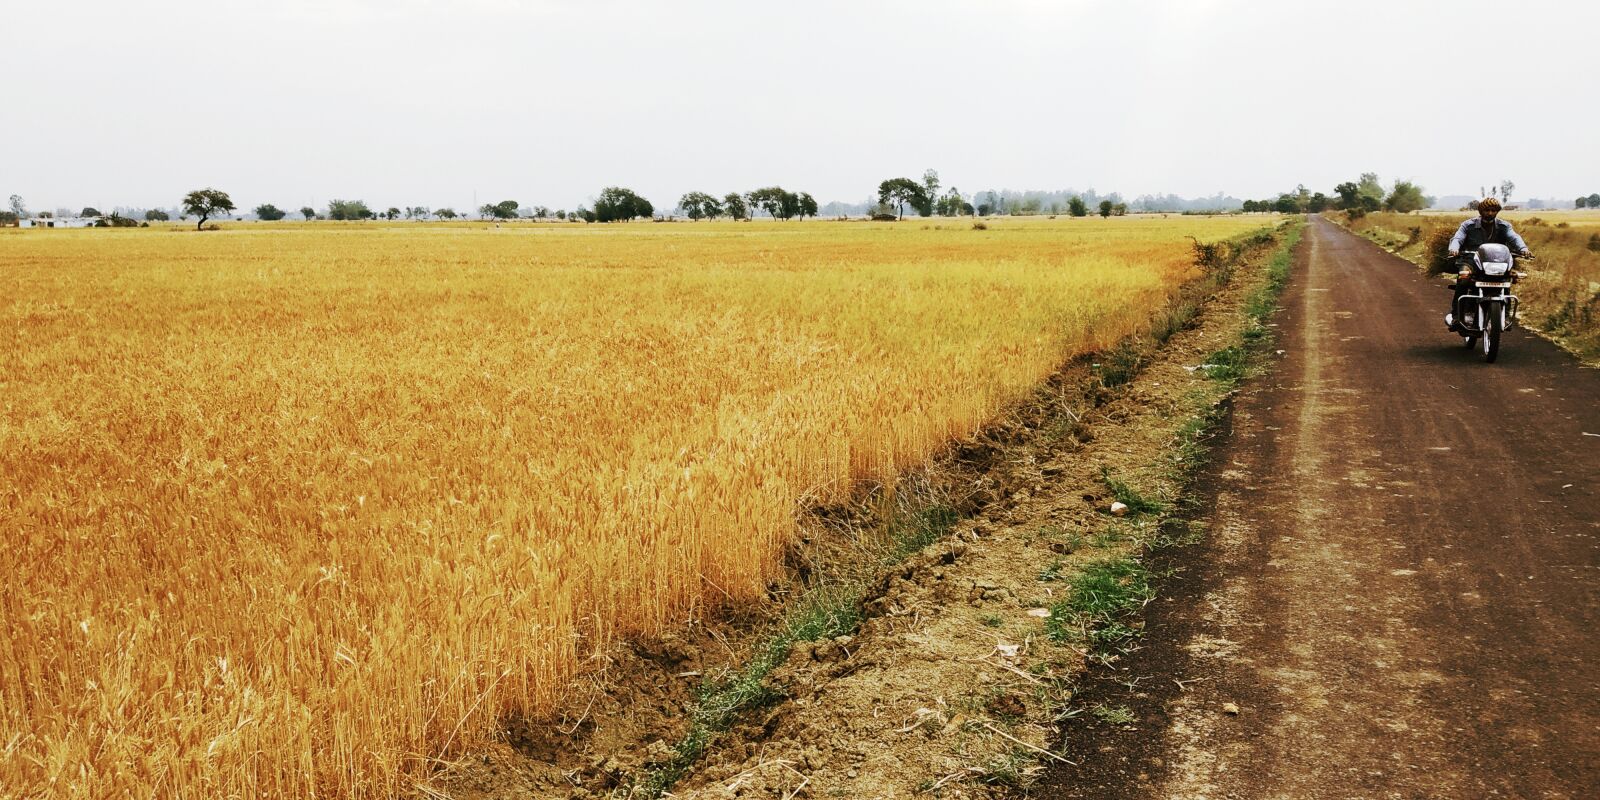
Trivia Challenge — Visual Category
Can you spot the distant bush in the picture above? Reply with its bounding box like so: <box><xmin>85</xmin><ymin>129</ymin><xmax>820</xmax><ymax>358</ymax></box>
<box><xmin>870</xmin><ymin>213</ymin><xmax>897</xmax><ymax>222</ymax></box>
<box><xmin>972</xmin><ymin>221</ymin><xmax>988</xmax><ymax>230</ymax></box>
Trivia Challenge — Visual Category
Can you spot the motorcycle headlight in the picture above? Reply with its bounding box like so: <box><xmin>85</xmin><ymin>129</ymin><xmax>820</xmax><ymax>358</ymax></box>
<box><xmin>1481</xmin><ymin>261</ymin><xmax>1509</xmax><ymax>276</ymax></box>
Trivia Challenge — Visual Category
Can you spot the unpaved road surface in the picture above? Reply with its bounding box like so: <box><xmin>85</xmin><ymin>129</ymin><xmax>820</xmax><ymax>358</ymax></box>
<box><xmin>1043</xmin><ymin>217</ymin><xmax>1600</xmax><ymax>799</ymax></box>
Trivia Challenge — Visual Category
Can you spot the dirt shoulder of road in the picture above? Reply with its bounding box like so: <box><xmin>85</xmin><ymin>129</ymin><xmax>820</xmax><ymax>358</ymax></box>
<box><xmin>425</xmin><ymin>222</ymin><xmax>1299</xmax><ymax>800</ymax></box>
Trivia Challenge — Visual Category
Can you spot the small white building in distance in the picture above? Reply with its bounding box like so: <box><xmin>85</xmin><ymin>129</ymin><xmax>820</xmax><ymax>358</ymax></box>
<box><xmin>18</xmin><ymin>217</ymin><xmax>96</xmax><ymax>228</ymax></box>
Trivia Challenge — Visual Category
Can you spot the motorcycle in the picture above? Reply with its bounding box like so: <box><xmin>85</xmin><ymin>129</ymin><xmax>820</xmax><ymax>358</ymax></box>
<box><xmin>1444</xmin><ymin>243</ymin><xmax>1530</xmax><ymax>363</ymax></box>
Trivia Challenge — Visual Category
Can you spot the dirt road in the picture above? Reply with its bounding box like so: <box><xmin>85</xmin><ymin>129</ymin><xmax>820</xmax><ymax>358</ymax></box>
<box><xmin>1042</xmin><ymin>217</ymin><xmax>1600</xmax><ymax>799</ymax></box>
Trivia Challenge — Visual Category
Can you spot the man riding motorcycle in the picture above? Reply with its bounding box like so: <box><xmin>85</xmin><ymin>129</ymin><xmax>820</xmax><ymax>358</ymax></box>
<box><xmin>1446</xmin><ymin>197</ymin><xmax>1531</xmax><ymax>331</ymax></box>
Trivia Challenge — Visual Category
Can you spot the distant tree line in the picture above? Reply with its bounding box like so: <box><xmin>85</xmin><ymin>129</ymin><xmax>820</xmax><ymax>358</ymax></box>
<box><xmin>34</xmin><ymin>174</ymin><xmax>1587</xmax><ymax>230</ymax></box>
<box><xmin>676</xmin><ymin>187</ymin><xmax>817</xmax><ymax>221</ymax></box>
<box><xmin>1238</xmin><ymin>174</ymin><xmax>1431</xmax><ymax>217</ymax></box>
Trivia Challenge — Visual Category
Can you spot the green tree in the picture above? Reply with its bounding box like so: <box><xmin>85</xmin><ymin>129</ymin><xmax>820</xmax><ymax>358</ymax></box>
<box><xmin>877</xmin><ymin>177</ymin><xmax>930</xmax><ymax>220</ymax></box>
<box><xmin>1098</xmin><ymin>199</ymin><xmax>1114</xmax><ymax>218</ymax></box>
<box><xmin>921</xmin><ymin>169</ymin><xmax>940</xmax><ymax>207</ymax></box>
<box><xmin>593</xmin><ymin>187</ymin><xmax>651</xmax><ymax>222</ymax></box>
<box><xmin>935</xmin><ymin>187</ymin><xmax>968</xmax><ymax>216</ymax></box>
<box><xmin>181</xmin><ymin>188</ymin><xmax>235</xmax><ymax>230</ymax></box>
<box><xmin>1588</xmin><ymin>193</ymin><xmax>1600</xmax><ymax>208</ymax></box>
<box><xmin>747</xmin><ymin>187</ymin><xmax>801</xmax><ymax>220</ymax></box>
<box><xmin>1273</xmin><ymin>194</ymin><xmax>1301</xmax><ymax>213</ymax></box>
<box><xmin>144</xmin><ymin>209</ymin><xmax>170</xmax><ymax>221</ymax></box>
<box><xmin>722</xmin><ymin>192</ymin><xmax>748</xmax><ymax>221</ymax></box>
<box><xmin>1068</xmin><ymin>196</ymin><xmax>1088</xmax><ymax>217</ymax></box>
<box><xmin>327</xmin><ymin>199</ymin><xmax>372</xmax><ymax>220</ymax></box>
<box><xmin>1357</xmin><ymin>173</ymin><xmax>1385</xmax><ymax>207</ymax></box>
<box><xmin>8</xmin><ymin>195</ymin><xmax>24</xmax><ymax>218</ymax></box>
<box><xmin>80</xmin><ymin>207</ymin><xmax>102</xmax><ymax>218</ymax></box>
<box><xmin>1308</xmin><ymin>192</ymin><xmax>1330</xmax><ymax>213</ymax></box>
<box><xmin>678</xmin><ymin>191</ymin><xmax>722</xmax><ymax>220</ymax></box>
<box><xmin>300</xmin><ymin>206</ymin><xmax>316</xmax><ymax>220</ymax></box>
<box><xmin>797</xmin><ymin>192</ymin><xmax>818</xmax><ymax>219</ymax></box>
<box><xmin>436</xmin><ymin>208</ymin><xmax>458</xmax><ymax>220</ymax></box>
<box><xmin>254</xmin><ymin>203</ymin><xmax>287</xmax><ymax>221</ymax></box>
<box><xmin>481</xmin><ymin>200</ymin><xmax>519</xmax><ymax>220</ymax></box>
<box><xmin>1333</xmin><ymin>182</ymin><xmax>1360</xmax><ymax>209</ymax></box>
<box><xmin>1384</xmin><ymin>180</ymin><xmax>1427</xmax><ymax>213</ymax></box>
<box><xmin>981</xmin><ymin>191</ymin><xmax>1000</xmax><ymax>217</ymax></box>
<box><xmin>1576</xmin><ymin>196</ymin><xmax>1587</xmax><ymax>209</ymax></box>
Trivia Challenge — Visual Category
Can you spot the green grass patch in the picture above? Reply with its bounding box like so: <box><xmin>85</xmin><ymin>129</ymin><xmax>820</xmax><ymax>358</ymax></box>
<box><xmin>1093</xmin><ymin>341</ymin><xmax>1144</xmax><ymax>388</ymax></box>
<box><xmin>1091</xmin><ymin>704</ymin><xmax>1136</xmax><ymax>725</ymax></box>
<box><xmin>1200</xmin><ymin>345</ymin><xmax>1251</xmax><ymax>384</ymax></box>
<box><xmin>1099</xmin><ymin>467</ymin><xmax>1166</xmax><ymax>516</ymax></box>
<box><xmin>883</xmin><ymin>504</ymin><xmax>959</xmax><ymax>564</ymax></box>
<box><xmin>1045</xmin><ymin>557</ymin><xmax>1155</xmax><ymax>646</ymax></box>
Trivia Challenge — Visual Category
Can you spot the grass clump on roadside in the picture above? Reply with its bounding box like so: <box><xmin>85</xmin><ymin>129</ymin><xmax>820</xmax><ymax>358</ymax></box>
<box><xmin>1100</xmin><ymin>466</ymin><xmax>1166</xmax><ymax>516</ymax></box>
<box><xmin>1200</xmin><ymin>345</ymin><xmax>1251</xmax><ymax>383</ymax></box>
<box><xmin>1045</xmin><ymin>557</ymin><xmax>1155</xmax><ymax>647</ymax></box>
<box><xmin>882</xmin><ymin>504</ymin><xmax>960</xmax><ymax>564</ymax></box>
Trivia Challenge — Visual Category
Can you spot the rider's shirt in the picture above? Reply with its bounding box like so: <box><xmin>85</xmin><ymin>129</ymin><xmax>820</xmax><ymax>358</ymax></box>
<box><xmin>1449</xmin><ymin>217</ymin><xmax>1529</xmax><ymax>254</ymax></box>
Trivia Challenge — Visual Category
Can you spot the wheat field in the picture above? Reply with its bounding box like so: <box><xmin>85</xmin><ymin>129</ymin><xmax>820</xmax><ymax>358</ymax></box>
<box><xmin>0</xmin><ymin>215</ymin><xmax>1270</xmax><ymax>797</ymax></box>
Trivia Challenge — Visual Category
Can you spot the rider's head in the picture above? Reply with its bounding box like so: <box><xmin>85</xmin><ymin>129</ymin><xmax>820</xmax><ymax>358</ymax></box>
<box><xmin>1478</xmin><ymin>197</ymin><xmax>1502</xmax><ymax>221</ymax></box>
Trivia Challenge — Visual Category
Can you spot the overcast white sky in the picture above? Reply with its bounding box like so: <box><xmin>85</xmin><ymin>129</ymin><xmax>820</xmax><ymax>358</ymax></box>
<box><xmin>4</xmin><ymin>0</ymin><xmax>1596</xmax><ymax>213</ymax></box>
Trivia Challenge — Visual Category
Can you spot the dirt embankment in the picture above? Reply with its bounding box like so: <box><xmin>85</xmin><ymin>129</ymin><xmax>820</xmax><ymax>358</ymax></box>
<box><xmin>427</xmin><ymin>225</ymin><xmax>1296</xmax><ymax>799</ymax></box>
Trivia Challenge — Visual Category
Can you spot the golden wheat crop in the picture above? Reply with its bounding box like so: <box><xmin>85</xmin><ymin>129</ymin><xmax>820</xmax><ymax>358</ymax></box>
<box><xmin>0</xmin><ymin>215</ymin><xmax>1270</xmax><ymax>797</ymax></box>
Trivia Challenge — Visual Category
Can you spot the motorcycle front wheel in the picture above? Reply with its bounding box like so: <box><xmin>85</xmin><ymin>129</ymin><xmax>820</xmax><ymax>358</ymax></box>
<box><xmin>1485</xmin><ymin>304</ymin><xmax>1502</xmax><ymax>363</ymax></box>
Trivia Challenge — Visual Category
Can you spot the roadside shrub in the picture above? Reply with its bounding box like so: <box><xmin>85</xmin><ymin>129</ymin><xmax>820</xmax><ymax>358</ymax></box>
<box><xmin>1588</xmin><ymin>233</ymin><xmax>1600</xmax><ymax>253</ymax></box>
<box><xmin>1427</xmin><ymin>228</ymin><xmax>1459</xmax><ymax>272</ymax></box>
<box><xmin>1190</xmin><ymin>237</ymin><xmax>1230</xmax><ymax>268</ymax></box>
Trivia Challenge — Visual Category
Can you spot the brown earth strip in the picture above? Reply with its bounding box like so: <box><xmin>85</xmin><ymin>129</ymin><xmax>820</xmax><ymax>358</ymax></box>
<box><xmin>1038</xmin><ymin>216</ymin><xmax>1600</xmax><ymax>799</ymax></box>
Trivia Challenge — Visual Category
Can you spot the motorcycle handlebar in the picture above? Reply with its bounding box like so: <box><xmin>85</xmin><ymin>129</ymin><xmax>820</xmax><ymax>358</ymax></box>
<box><xmin>1447</xmin><ymin>251</ymin><xmax>1534</xmax><ymax>261</ymax></box>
